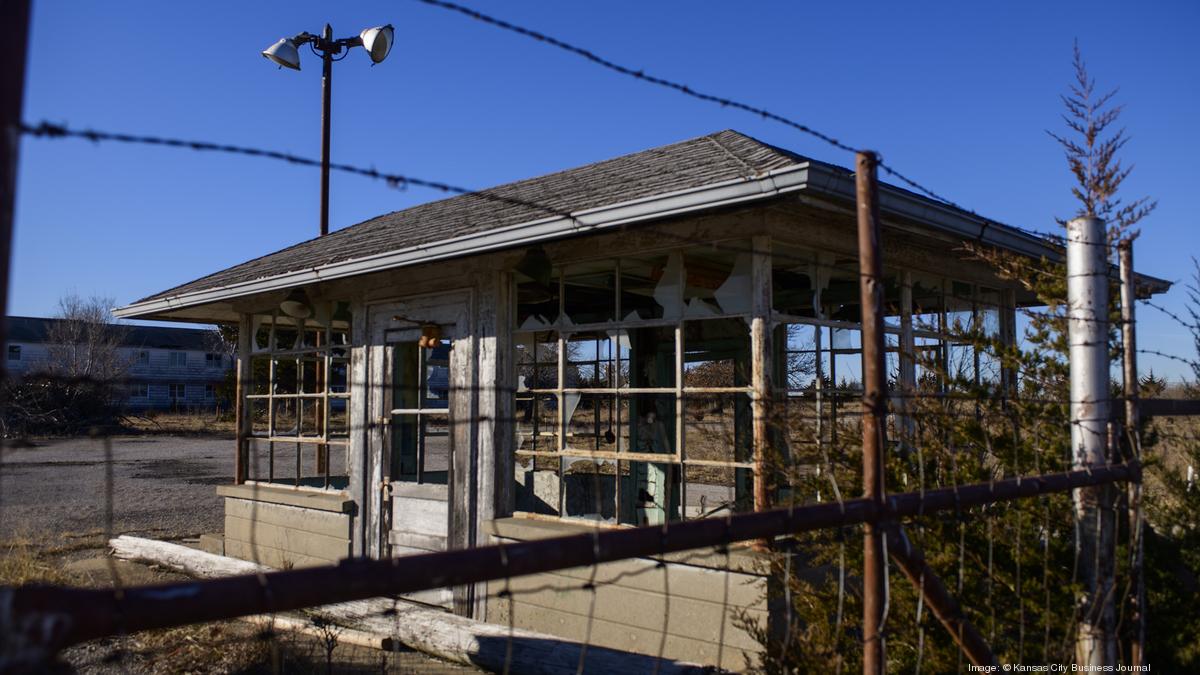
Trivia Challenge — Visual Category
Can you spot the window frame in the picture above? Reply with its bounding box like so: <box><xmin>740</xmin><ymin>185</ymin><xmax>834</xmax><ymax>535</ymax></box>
<box><xmin>511</xmin><ymin>241</ymin><xmax>1015</xmax><ymax>525</ymax></box>
<box><xmin>242</xmin><ymin>308</ymin><xmax>352</xmax><ymax>491</ymax></box>
<box><xmin>513</xmin><ymin>242</ymin><xmax>758</xmax><ymax>525</ymax></box>
<box><xmin>387</xmin><ymin>339</ymin><xmax>452</xmax><ymax>486</ymax></box>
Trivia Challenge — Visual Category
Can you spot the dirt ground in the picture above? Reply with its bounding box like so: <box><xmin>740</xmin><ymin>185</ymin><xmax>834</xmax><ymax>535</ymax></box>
<box><xmin>0</xmin><ymin>435</ymin><xmax>477</xmax><ymax>674</ymax></box>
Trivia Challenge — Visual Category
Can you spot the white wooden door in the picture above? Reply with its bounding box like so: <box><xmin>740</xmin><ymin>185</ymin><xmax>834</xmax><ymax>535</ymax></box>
<box><xmin>367</xmin><ymin>293</ymin><xmax>471</xmax><ymax>581</ymax></box>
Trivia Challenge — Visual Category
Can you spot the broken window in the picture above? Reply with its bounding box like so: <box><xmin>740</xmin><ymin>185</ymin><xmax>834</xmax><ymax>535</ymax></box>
<box><xmin>512</xmin><ymin>242</ymin><xmax>758</xmax><ymax>526</ymax></box>
<box><xmin>243</xmin><ymin>304</ymin><xmax>352</xmax><ymax>490</ymax></box>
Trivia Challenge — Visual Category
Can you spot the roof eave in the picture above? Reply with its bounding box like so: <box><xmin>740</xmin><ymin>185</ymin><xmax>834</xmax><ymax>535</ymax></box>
<box><xmin>114</xmin><ymin>163</ymin><xmax>1171</xmax><ymax>320</ymax></box>
<box><xmin>115</xmin><ymin>165</ymin><xmax>814</xmax><ymax>319</ymax></box>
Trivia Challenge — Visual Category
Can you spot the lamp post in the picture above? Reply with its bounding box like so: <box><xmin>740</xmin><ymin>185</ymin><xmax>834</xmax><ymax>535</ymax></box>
<box><xmin>263</xmin><ymin>23</ymin><xmax>394</xmax><ymax>236</ymax></box>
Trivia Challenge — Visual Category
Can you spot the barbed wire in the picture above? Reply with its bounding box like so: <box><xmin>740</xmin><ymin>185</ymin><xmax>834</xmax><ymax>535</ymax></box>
<box><xmin>413</xmin><ymin>0</ymin><xmax>1122</xmax><ymax>252</ymax></box>
<box><xmin>6</xmin><ymin>20</ymin><xmax>1187</xmax><ymax>671</ymax></box>
<box><xmin>1142</xmin><ymin>298</ymin><xmax>1199</xmax><ymax>332</ymax></box>
<box><xmin>412</xmin><ymin>0</ymin><xmax>861</xmax><ymax>156</ymax></box>
<box><xmin>19</xmin><ymin>119</ymin><xmax>1061</xmax><ymax>290</ymax></box>
<box><xmin>1</xmin><ymin>54</ymin><xmax>1185</xmax><ymax>675</ymax></box>
<box><xmin>16</xmin><ymin>120</ymin><xmax>579</xmax><ymax>219</ymax></box>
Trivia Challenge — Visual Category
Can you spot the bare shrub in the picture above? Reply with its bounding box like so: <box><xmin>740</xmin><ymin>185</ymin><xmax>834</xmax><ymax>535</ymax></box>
<box><xmin>0</xmin><ymin>295</ymin><xmax>129</xmax><ymax>436</ymax></box>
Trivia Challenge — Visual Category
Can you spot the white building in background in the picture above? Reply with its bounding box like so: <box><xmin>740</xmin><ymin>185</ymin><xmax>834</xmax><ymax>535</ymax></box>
<box><xmin>5</xmin><ymin>316</ymin><xmax>232</xmax><ymax>410</ymax></box>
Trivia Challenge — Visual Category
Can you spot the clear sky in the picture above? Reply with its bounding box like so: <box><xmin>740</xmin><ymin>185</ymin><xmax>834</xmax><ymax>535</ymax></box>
<box><xmin>11</xmin><ymin>1</ymin><xmax>1200</xmax><ymax>378</ymax></box>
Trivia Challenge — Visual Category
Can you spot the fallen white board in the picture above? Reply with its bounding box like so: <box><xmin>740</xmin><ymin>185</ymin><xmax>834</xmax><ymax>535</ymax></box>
<box><xmin>109</xmin><ymin>535</ymin><xmax>712</xmax><ymax>674</ymax></box>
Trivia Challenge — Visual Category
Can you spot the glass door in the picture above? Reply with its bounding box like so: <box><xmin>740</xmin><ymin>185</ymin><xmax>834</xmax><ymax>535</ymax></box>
<box><xmin>389</xmin><ymin>339</ymin><xmax>452</xmax><ymax>485</ymax></box>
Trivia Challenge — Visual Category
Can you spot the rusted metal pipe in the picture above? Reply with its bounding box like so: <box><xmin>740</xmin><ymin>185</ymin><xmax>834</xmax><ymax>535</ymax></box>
<box><xmin>0</xmin><ymin>462</ymin><xmax>1139</xmax><ymax>653</ymax></box>
<box><xmin>884</xmin><ymin>524</ymin><xmax>998</xmax><ymax>668</ymax></box>
<box><xmin>1119</xmin><ymin>238</ymin><xmax>1145</xmax><ymax>667</ymax></box>
<box><xmin>319</xmin><ymin>23</ymin><xmax>333</xmax><ymax>237</ymax></box>
<box><xmin>856</xmin><ymin>150</ymin><xmax>887</xmax><ymax>674</ymax></box>
<box><xmin>0</xmin><ymin>0</ymin><xmax>31</xmax><ymax>387</ymax></box>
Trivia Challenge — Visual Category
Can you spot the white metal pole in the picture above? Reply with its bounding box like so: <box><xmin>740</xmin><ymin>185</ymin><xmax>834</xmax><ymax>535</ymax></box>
<box><xmin>1067</xmin><ymin>216</ymin><xmax>1115</xmax><ymax>668</ymax></box>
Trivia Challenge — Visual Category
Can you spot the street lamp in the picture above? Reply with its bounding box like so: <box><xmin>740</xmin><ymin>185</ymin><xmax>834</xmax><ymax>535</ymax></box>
<box><xmin>262</xmin><ymin>23</ymin><xmax>394</xmax><ymax>236</ymax></box>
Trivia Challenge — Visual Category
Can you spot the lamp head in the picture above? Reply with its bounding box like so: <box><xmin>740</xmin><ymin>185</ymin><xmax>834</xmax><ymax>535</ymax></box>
<box><xmin>280</xmin><ymin>288</ymin><xmax>314</xmax><ymax>319</ymax></box>
<box><xmin>262</xmin><ymin>38</ymin><xmax>302</xmax><ymax>70</ymax></box>
<box><xmin>514</xmin><ymin>245</ymin><xmax>555</xmax><ymax>304</ymax></box>
<box><xmin>515</xmin><ymin>246</ymin><xmax>552</xmax><ymax>288</ymax></box>
<box><xmin>359</xmin><ymin>24</ymin><xmax>394</xmax><ymax>64</ymax></box>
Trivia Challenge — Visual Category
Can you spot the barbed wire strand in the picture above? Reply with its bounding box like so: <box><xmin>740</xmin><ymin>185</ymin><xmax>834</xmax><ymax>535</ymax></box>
<box><xmin>413</xmin><ymin>0</ymin><xmax>1124</xmax><ymax>251</ymax></box>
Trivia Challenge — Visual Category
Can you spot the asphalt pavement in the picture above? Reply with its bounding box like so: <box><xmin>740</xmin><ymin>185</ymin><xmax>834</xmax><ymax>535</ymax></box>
<box><xmin>0</xmin><ymin>435</ymin><xmax>229</xmax><ymax>541</ymax></box>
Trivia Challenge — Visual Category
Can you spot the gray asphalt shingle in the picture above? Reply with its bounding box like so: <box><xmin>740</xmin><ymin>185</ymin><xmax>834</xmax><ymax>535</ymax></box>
<box><xmin>135</xmin><ymin>130</ymin><xmax>808</xmax><ymax>303</ymax></box>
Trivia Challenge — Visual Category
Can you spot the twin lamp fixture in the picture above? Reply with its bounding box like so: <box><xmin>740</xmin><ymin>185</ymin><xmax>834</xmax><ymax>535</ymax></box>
<box><xmin>262</xmin><ymin>25</ymin><xmax>394</xmax><ymax>70</ymax></box>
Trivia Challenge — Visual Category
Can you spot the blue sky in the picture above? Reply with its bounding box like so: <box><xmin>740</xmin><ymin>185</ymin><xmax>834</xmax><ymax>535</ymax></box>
<box><xmin>12</xmin><ymin>1</ymin><xmax>1200</xmax><ymax>378</ymax></box>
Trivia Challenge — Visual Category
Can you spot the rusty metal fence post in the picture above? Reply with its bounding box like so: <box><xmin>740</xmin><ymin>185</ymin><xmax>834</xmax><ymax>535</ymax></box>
<box><xmin>1118</xmin><ymin>238</ymin><xmax>1145</xmax><ymax>667</ymax></box>
<box><xmin>0</xmin><ymin>0</ymin><xmax>32</xmax><ymax>386</ymax></box>
<box><xmin>856</xmin><ymin>150</ymin><xmax>887</xmax><ymax>674</ymax></box>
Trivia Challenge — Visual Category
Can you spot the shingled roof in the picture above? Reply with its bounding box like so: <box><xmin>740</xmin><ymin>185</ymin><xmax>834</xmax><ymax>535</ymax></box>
<box><xmin>119</xmin><ymin>128</ymin><xmax>1171</xmax><ymax>320</ymax></box>
<box><xmin>6</xmin><ymin>316</ymin><xmax>214</xmax><ymax>350</ymax></box>
<box><xmin>136</xmin><ymin>130</ymin><xmax>808</xmax><ymax>304</ymax></box>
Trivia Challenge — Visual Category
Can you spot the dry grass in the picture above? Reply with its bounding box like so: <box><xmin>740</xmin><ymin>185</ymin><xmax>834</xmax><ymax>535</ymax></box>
<box><xmin>0</xmin><ymin>534</ymin><xmax>470</xmax><ymax>673</ymax></box>
<box><xmin>0</xmin><ymin>536</ymin><xmax>72</xmax><ymax>586</ymax></box>
<box><xmin>114</xmin><ymin>622</ymin><xmax>276</xmax><ymax>674</ymax></box>
<box><xmin>121</xmin><ymin>410</ymin><xmax>236</xmax><ymax>437</ymax></box>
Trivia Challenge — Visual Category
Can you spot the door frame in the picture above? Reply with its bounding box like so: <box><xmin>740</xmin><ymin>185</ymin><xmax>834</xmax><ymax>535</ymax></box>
<box><xmin>362</xmin><ymin>290</ymin><xmax>474</xmax><ymax>561</ymax></box>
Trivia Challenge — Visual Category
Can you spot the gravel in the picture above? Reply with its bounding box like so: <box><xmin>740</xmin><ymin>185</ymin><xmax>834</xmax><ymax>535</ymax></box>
<box><xmin>0</xmin><ymin>435</ymin><xmax>230</xmax><ymax>541</ymax></box>
<box><xmin>0</xmin><ymin>435</ymin><xmax>479</xmax><ymax>673</ymax></box>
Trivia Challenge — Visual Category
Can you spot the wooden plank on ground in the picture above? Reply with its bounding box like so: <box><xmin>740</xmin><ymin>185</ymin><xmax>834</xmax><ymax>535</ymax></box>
<box><xmin>107</xmin><ymin>536</ymin><xmax>710</xmax><ymax>674</ymax></box>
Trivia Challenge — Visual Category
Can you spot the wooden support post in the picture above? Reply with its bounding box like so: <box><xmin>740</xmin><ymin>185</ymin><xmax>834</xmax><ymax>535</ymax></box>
<box><xmin>347</xmin><ymin>303</ymin><xmax>373</xmax><ymax>558</ymax></box>
<box><xmin>999</xmin><ymin>288</ymin><xmax>1018</xmax><ymax>397</ymax></box>
<box><xmin>898</xmin><ymin>271</ymin><xmax>916</xmax><ymax>448</ymax></box>
<box><xmin>885</xmin><ymin>524</ymin><xmax>998</xmax><ymax>668</ymax></box>
<box><xmin>449</xmin><ymin>295</ymin><xmax>478</xmax><ymax>617</ymax></box>
<box><xmin>315</xmin><ymin>329</ymin><xmax>328</xmax><ymax>478</ymax></box>
<box><xmin>0</xmin><ymin>0</ymin><xmax>30</xmax><ymax>386</ymax></box>
<box><xmin>856</xmin><ymin>151</ymin><xmax>888</xmax><ymax>674</ymax></box>
<box><xmin>234</xmin><ymin>315</ymin><xmax>253</xmax><ymax>483</ymax></box>
<box><xmin>751</xmin><ymin>234</ymin><xmax>773</xmax><ymax>514</ymax></box>
<box><xmin>1118</xmin><ymin>238</ymin><xmax>1145</xmax><ymax>667</ymax></box>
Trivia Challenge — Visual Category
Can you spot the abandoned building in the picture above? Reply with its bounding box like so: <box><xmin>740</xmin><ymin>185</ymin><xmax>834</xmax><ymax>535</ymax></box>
<box><xmin>113</xmin><ymin>130</ymin><xmax>1170</xmax><ymax>668</ymax></box>
<box><xmin>4</xmin><ymin>316</ymin><xmax>231</xmax><ymax>410</ymax></box>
